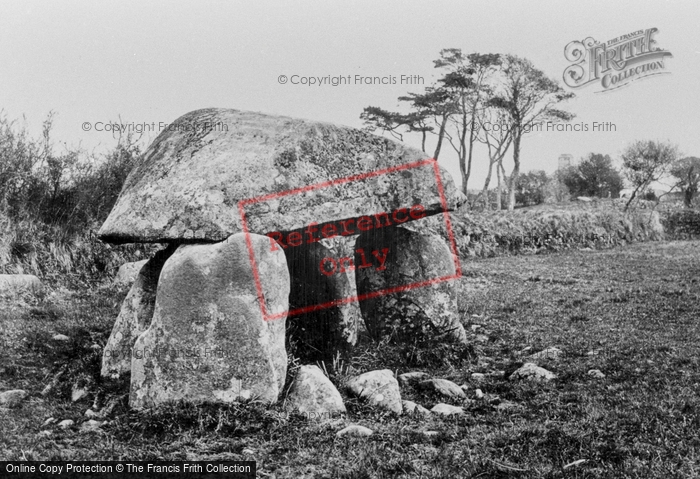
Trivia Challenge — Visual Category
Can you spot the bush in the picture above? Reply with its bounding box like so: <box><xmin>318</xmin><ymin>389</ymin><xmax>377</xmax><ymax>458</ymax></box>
<box><xmin>662</xmin><ymin>209</ymin><xmax>700</xmax><ymax>239</ymax></box>
<box><xmin>0</xmin><ymin>113</ymin><xmax>149</xmax><ymax>285</ymax></box>
<box><xmin>418</xmin><ymin>201</ymin><xmax>665</xmax><ymax>259</ymax></box>
<box><xmin>561</xmin><ymin>153</ymin><xmax>623</xmax><ymax>198</ymax></box>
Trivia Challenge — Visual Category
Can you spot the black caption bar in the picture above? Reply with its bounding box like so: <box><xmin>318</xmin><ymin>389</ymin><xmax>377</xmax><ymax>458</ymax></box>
<box><xmin>0</xmin><ymin>462</ymin><xmax>255</xmax><ymax>479</ymax></box>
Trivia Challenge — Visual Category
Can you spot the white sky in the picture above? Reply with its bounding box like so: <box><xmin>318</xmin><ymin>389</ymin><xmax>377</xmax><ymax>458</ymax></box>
<box><xmin>1</xmin><ymin>0</ymin><xmax>698</xmax><ymax>190</ymax></box>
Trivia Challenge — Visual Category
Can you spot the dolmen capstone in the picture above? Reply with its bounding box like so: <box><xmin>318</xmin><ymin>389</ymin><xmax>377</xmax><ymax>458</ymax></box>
<box><xmin>98</xmin><ymin>108</ymin><xmax>467</xmax><ymax>408</ymax></box>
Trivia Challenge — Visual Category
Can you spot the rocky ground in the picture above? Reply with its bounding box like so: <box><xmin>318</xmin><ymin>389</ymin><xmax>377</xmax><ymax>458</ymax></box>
<box><xmin>1</xmin><ymin>240</ymin><xmax>700</xmax><ymax>478</ymax></box>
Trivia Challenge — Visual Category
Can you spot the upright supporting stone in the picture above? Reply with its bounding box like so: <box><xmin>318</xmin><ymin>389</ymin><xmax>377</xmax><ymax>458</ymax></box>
<box><xmin>355</xmin><ymin>226</ymin><xmax>466</xmax><ymax>344</ymax></box>
<box><xmin>102</xmin><ymin>246</ymin><xmax>177</xmax><ymax>378</ymax></box>
<box><xmin>129</xmin><ymin>233</ymin><xmax>289</xmax><ymax>408</ymax></box>
<box><xmin>283</xmin><ymin>237</ymin><xmax>361</xmax><ymax>362</ymax></box>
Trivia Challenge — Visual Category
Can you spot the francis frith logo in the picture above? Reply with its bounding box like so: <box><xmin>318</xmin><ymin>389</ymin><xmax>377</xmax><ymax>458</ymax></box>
<box><xmin>563</xmin><ymin>28</ymin><xmax>673</xmax><ymax>93</ymax></box>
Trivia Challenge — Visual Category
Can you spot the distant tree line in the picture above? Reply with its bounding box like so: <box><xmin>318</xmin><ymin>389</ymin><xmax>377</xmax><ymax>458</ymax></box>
<box><xmin>508</xmin><ymin>141</ymin><xmax>698</xmax><ymax>209</ymax></box>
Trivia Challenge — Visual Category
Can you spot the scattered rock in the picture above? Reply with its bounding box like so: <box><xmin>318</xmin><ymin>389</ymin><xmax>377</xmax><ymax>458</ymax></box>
<box><xmin>52</xmin><ymin>334</ymin><xmax>70</xmax><ymax>341</ymax></box>
<box><xmin>475</xmin><ymin>334</ymin><xmax>489</xmax><ymax>343</ymax></box>
<box><xmin>57</xmin><ymin>419</ymin><xmax>74</xmax><ymax>429</ymax></box>
<box><xmin>470</xmin><ymin>373</ymin><xmax>486</xmax><ymax>381</ymax></box>
<box><xmin>509</xmin><ymin>363</ymin><xmax>556</xmax><ymax>382</ymax></box>
<box><xmin>402</xmin><ymin>400</ymin><xmax>430</xmax><ymax>415</ymax></box>
<box><xmin>430</xmin><ymin>403</ymin><xmax>465</xmax><ymax>416</ymax></box>
<box><xmin>528</xmin><ymin>347</ymin><xmax>563</xmax><ymax>361</ymax></box>
<box><xmin>0</xmin><ymin>274</ymin><xmax>44</xmax><ymax>297</ymax></box>
<box><xmin>284</xmin><ymin>365</ymin><xmax>346</xmax><ymax>419</ymax></box>
<box><xmin>398</xmin><ymin>372</ymin><xmax>431</xmax><ymax>387</ymax></box>
<box><xmin>587</xmin><ymin>369</ymin><xmax>606</xmax><ymax>379</ymax></box>
<box><xmin>72</xmin><ymin>386</ymin><xmax>89</xmax><ymax>403</ymax></box>
<box><xmin>474</xmin><ymin>389</ymin><xmax>484</xmax><ymax>399</ymax></box>
<box><xmin>336</xmin><ymin>425</ymin><xmax>373</xmax><ymax>438</ymax></box>
<box><xmin>130</xmin><ymin>233</ymin><xmax>289</xmax><ymax>408</ymax></box>
<box><xmin>356</xmin><ymin>227</ymin><xmax>467</xmax><ymax>345</ymax></box>
<box><xmin>84</xmin><ymin>409</ymin><xmax>101</xmax><ymax>419</ymax></box>
<box><xmin>114</xmin><ymin>259</ymin><xmax>148</xmax><ymax>285</ymax></box>
<box><xmin>42</xmin><ymin>418</ymin><xmax>56</xmax><ymax>426</ymax></box>
<box><xmin>0</xmin><ymin>389</ymin><xmax>28</xmax><ymax>408</ymax></box>
<box><xmin>36</xmin><ymin>430</ymin><xmax>52</xmax><ymax>438</ymax></box>
<box><xmin>347</xmin><ymin>369</ymin><xmax>402</xmax><ymax>414</ymax></box>
<box><xmin>418</xmin><ymin>379</ymin><xmax>466</xmax><ymax>399</ymax></box>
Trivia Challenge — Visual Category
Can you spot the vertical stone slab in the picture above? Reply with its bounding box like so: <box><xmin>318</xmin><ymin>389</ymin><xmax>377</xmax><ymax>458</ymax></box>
<box><xmin>129</xmin><ymin>233</ymin><xmax>289</xmax><ymax>408</ymax></box>
<box><xmin>102</xmin><ymin>245</ymin><xmax>177</xmax><ymax>378</ymax></box>
<box><xmin>355</xmin><ymin>226</ymin><xmax>466</xmax><ymax>344</ymax></box>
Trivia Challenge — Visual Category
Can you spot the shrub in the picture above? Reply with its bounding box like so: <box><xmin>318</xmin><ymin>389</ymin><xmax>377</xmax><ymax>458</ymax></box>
<box><xmin>0</xmin><ymin>113</ymin><xmax>149</xmax><ymax>285</ymax></box>
<box><xmin>662</xmin><ymin>210</ymin><xmax>700</xmax><ymax>239</ymax></box>
<box><xmin>419</xmin><ymin>201</ymin><xmax>665</xmax><ymax>259</ymax></box>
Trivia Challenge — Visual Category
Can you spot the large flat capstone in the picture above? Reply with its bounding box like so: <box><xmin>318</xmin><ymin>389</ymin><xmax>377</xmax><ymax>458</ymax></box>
<box><xmin>98</xmin><ymin>108</ymin><xmax>464</xmax><ymax>244</ymax></box>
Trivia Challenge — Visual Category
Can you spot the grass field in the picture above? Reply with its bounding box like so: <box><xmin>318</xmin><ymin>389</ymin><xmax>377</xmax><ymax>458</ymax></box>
<box><xmin>1</xmin><ymin>240</ymin><xmax>700</xmax><ymax>478</ymax></box>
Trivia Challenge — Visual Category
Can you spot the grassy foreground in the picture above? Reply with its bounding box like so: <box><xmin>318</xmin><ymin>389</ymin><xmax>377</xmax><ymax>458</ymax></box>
<box><xmin>1</xmin><ymin>240</ymin><xmax>700</xmax><ymax>478</ymax></box>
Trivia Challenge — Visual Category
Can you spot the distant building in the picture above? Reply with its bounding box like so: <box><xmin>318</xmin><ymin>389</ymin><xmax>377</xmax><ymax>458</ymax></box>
<box><xmin>557</xmin><ymin>154</ymin><xmax>575</xmax><ymax>170</ymax></box>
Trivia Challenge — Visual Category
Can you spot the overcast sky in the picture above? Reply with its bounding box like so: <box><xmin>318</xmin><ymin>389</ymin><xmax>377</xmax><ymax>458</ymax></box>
<box><xmin>1</xmin><ymin>0</ymin><xmax>698</xmax><ymax>190</ymax></box>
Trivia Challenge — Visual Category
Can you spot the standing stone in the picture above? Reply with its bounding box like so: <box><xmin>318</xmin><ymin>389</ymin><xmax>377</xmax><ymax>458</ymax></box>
<box><xmin>284</xmin><ymin>365</ymin><xmax>346</xmax><ymax>419</ymax></box>
<box><xmin>102</xmin><ymin>246</ymin><xmax>177</xmax><ymax>378</ymax></box>
<box><xmin>129</xmin><ymin>233</ymin><xmax>289</xmax><ymax>408</ymax></box>
<box><xmin>283</xmin><ymin>237</ymin><xmax>361</xmax><ymax>361</ymax></box>
<box><xmin>355</xmin><ymin>226</ymin><xmax>466</xmax><ymax>344</ymax></box>
<box><xmin>114</xmin><ymin>259</ymin><xmax>148</xmax><ymax>285</ymax></box>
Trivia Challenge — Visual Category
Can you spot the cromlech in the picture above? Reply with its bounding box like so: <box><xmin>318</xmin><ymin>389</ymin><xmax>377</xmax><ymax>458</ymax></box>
<box><xmin>98</xmin><ymin>108</ymin><xmax>467</xmax><ymax>408</ymax></box>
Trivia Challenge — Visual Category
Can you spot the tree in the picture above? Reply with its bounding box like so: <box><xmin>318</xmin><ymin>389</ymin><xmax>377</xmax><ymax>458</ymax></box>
<box><xmin>433</xmin><ymin>50</ymin><xmax>501</xmax><ymax>194</ymax></box>
<box><xmin>489</xmin><ymin>55</ymin><xmax>575</xmax><ymax>210</ymax></box>
<box><xmin>515</xmin><ymin>170</ymin><xmax>548</xmax><ymax>206</ymax></box>
<box><xmin>361</xmin><ymin>49</ymin><xmax>501</xmax><ymax>195</ymax></box>
<box><xmin>477</xmin><ymin>106</ymin><xmax>513</xmax><ymax>209</ymax></box>
<box><xmin>562</xmin><ymin>153</ymin><xmax>623</xmax><ymax>198</ymax></box>
<box><xmin>670</xmin><ymin>156</ymin><xmax>700</xmax><ymax>207</ymax></box>
<box><xmin>621</xmin><ymin>140</ymin><xmax>679</xmax><ymax>210</ymax></box>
